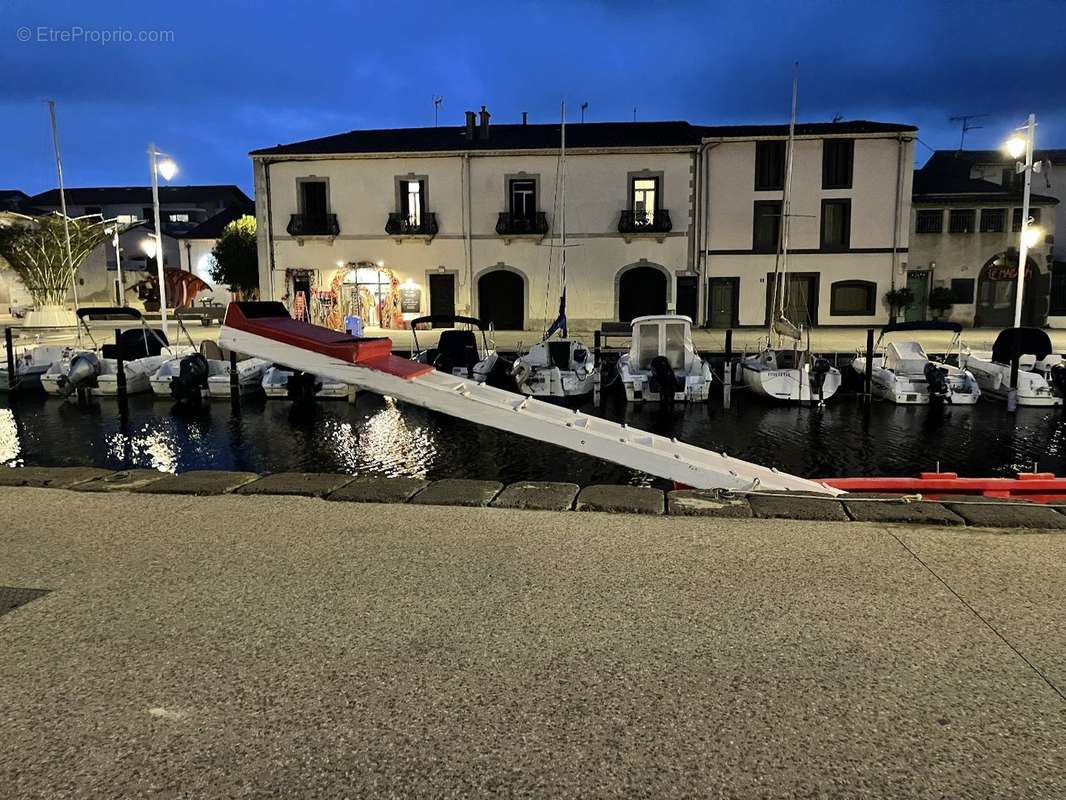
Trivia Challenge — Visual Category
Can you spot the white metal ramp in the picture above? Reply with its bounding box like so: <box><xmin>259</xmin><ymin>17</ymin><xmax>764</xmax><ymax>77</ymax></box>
<box><xmin>220</xmin><ymin>320</ymin><xmax>838</xmax><ymax>495</ymax></box>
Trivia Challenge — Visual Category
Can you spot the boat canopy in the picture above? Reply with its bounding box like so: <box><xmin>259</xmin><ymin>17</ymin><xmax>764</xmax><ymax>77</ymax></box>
<box><xmin>629</xmin><ymin>315</ymin><xmax>696</xmax><ymax>371</ymax></box>
<box><xmin>991</xmin><ymin>327</ymin><xmax>1053</xmax><ymax>364</ymax></box>
<box><xmin>76</xmin><ymin>306</ymin><xmax>143</xmax><ymax>321</ymax></box>
<box><xmin>409</xmin><ymin>315</ymin><xmax>486</xmax><ymax>331</ymax></box>
<box><xmin>881</xmin><ymin>320</ymin><xmax>962</xmax><ymax>335</ymax></box>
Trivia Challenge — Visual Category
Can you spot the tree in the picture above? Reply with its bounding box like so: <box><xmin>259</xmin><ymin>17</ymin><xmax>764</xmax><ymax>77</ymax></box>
<box><xmin>928</xmin><ymin>286</ymin><xmax>955</xmax><ymax>320</ymax></box>
<box><xmin>209</xmin><ymin>215</ymin><xmax>259</xmax><ymax>298</ymax></box>
<box><xmin>883</xmin><ymin>287</ymin><xmax>915</xmax><ymax>320</ymax></box>
<box><xmin>0</xmin><ymin>212</ymin><xmax>133</xmax><ymax>308</ymax></box>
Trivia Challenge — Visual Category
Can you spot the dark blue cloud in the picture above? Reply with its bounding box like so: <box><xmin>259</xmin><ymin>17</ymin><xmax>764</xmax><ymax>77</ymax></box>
<box><xmin>2</xmin><ymin>0</ymin><xmax>1065</xmax><ymax>194</ymax></box>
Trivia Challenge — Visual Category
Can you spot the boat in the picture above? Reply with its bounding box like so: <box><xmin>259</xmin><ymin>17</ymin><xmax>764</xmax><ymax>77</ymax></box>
<box><xmin>617</xmin><ymin>314</ymin><xmax>713</xmax><ymax>402</ymax></box>
<box><xmin>740</xmin><ymin>67</ymin><xmax>842</xmax><ymax>406</ymax></box>
<box><xmin>261</xmin><ymin>365</ymin><xmax>349</xmax><ymax>399</ymax></box>
<box><xmin>511</xmin><ymin>102</ymin><xmax>596</xmax><ymax>401</ymax></box>
<box><xmin>960</xmin><ymin>327</ymin><xmax>1066</xmax><ymax>406</ymax></box>
<box><xmin>409</xmin><ymin>314</ymin><xmax>513</xmax><ymax>387</ymax></box>
<box><xmin>850</xmin><ymin>321</ymin><xmax>980</xmax><ymax>404</ymax></box>
<box><xmin>41</xmin><ymin>307</ymin><xmax>191</xmax><ymax>397</ymax></box>
<box><xmin>150</xmin><ymin>339</ymin><xmax>270</xmax><ymax>402</ymax></box>
<box><xmin>1</xmin><ymin>342</ymin><xmax>72</xmax><ymax>392</ymax></box>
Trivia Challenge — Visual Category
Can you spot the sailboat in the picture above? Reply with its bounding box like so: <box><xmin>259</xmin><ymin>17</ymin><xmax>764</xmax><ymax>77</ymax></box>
<box><xmin>740</xmin><ymin>67</ymin><xmax>842</xmax><ymax>405</ymax></box>
<box><xmin>511</xmin><ymin>103</ymin><xmax>596</xmax><ymax>401</ymax></box>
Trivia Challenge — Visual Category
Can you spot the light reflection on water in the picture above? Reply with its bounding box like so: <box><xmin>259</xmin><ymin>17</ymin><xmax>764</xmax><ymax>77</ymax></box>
<box><xmin>3</xmin><ymin>390</ymin><xmax>1066</xmax><ymax>484</ymax></box>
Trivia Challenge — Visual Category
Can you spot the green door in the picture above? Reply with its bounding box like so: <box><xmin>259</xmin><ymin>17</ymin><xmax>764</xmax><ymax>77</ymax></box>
<box><xmin>905</xmin><ymin>270</ymin><xmax>929</xmax><ymax>322</ymax></box>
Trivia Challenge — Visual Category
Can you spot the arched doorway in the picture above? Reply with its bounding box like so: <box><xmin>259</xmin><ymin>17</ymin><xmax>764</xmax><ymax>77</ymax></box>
<box><xmin>618</xmin><ymin>265</ymin><xmax>668</xmax><ymax>322</ymax></box>
<box><xmin>478</xmin><ymin>269</ymin><xmax>525</xmax><ymax>330</ymax></box>
<box><xmin>975</xmin><ymin>252</ymin><xmax>1048</xmax><ymax>327</ymax></box>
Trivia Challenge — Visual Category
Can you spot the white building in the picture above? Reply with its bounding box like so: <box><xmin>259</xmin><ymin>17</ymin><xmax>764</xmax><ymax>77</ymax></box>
<box><xmin>910</xmin><ymin>153</ymin><xmax>1060</xmax><ymax>328</ymax></box>
<box><xmin>2</xmin><ymin>185</ymin><xmax>250</xmax><ymax>309</ymax></box>
<box><xmin>250</xmin><ymin>111</ymin><xmax>916</xmax><ymax>331</ymax></box>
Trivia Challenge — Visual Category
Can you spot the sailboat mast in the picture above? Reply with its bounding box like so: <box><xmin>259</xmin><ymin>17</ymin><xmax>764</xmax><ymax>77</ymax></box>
<box><xmin>48</xmin><ymin>100</ymin><xmax>81</xmax><ymax>343</ymax></box>
<box><xmin>559</xmin><ymin>101</ymin><xmax>567</xmax><ymax>338</ymax></box>
<box><xmin>767</xmin><ymin>65</ymin><xmax>799</xmax><ymax>340</ymax></box>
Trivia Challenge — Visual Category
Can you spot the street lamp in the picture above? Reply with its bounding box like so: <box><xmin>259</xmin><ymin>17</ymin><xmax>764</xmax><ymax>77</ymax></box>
<box><xmin>148</xmin><ymin>143</ymin><xmax>177</xmax><ymax>339</ymax></box>
<box><xmin>1002</xmin><ymin>114</ymin><xmax>1038</xmax><ymax>410</ymax></box>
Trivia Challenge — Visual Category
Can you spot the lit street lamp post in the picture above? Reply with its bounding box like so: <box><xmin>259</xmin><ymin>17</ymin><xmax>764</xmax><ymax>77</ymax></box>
<box><xmin>147</xmin><ymin>144</ymin><xmax>177</xmax><ymax>340</ymax></box>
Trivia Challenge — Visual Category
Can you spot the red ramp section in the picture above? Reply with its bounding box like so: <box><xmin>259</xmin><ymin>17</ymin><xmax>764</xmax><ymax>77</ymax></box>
<box><xmin>223</xmin><ymin>302</ymin><xmax>432</xmax><ymax>380</ymax></box>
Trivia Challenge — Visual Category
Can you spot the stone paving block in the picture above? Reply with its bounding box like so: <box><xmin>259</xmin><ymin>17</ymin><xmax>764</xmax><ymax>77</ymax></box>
<box><xmin>492</xmin><ymin>481</ymin><xmax>580</xmax><ymax>511</ymax></box>
<box><xmin>73</xmin><ymin>469</ymin><xmax>168</xmax><ymax>492</ymax></box>
<box><xmin>327</xmin><ymin>477</ymin><xmax>431</xmax><ymax>504</ymax></box>
<box><xmin>667</xmin><ymin>490</ymin><xmax>753</xmax><ymax>517</ymax></box>
<box><xmin>410</xmin><ymin>479</ymin><xmax>503</xmax><ymax>508</ymax></box>
<box><xmin>576</xmin><ymin>485</ymin><xmax>664</xmax><ymax>515</ymax></box>
<box><xmin>748</xmin><ymin>491</ymin><xmax>849</xmax><ymax>522</ymax></box>
<box><xmin>0</xmin><ymin>466</ymin><xmax>112</xmax><ymax>489</ymax></box>
<box><xmin>136</xmin><ymin>470</ymin><xmax>260</xmax><ymax>496</ymax></box>
<box><xmin>236</xmin><ymin>472</ymin><xmax>355</xmax><ymax>498</ymax></box>
<box><xmin>841</xmin><ymin>494</ymin><xmax>965</xmax><ymax>526</ymax></box>
<box><xmin>941</xmin><ymin>497</ymin><xmax>1066</xmax><ymax>530</ymax></box>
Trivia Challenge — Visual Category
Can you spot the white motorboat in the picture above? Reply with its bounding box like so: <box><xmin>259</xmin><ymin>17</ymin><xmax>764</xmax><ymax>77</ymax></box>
<box><xmin>410</xmin><ymin>314</ymin><xmax>514</xmax><ymax>389</ymax></box>
<box><xmin>741</xmin><ymin>347</ymin><xmax>842</xmax><ymax>404</ymax></box>
<box><xmin>851</xmin><ymin>321</ymin><xmax>979</xmax><ymax>405</ymax></box>
<box><xmin>262</xmin><ymin>365</ymin><xmax>349</xmax><ymax>399</ymax></box>
<box><xmin>151</xmin><ymin>340</ymin><xmax>269</xmax><ymax>401</ymax></box>
<box><xmin>960</xmin><ymin>327</ymin><xmax>1066</xmax><ymax>407</ymax></box>
<box><xmin>1</xmin><ymin>343</ymin><xmax>72</xmax><ymax>392</ymax></box>
<box><xmin>41</xmin><ymin>307</ymin><xmax>189</xmax><ymax>398</ymax></box>
<box><xmin>617</xmin><ymin>315</ymin><xmax>712</xmax><ymax>403</ymax></box>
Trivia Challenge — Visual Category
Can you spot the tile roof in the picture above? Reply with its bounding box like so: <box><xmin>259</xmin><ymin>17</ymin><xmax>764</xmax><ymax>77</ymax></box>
<box><xmin>912</xmin><ymin>168</ymin><xmax>1058</xmax><ymax>204</ymax></box>
<box><xmin>25</xmin><ymin>185</ymin><xmax>251</xmax><ymax>208</ymax></box>
<box><xmin>174</xmin><ymin>202</ymin><xmax>255</xmax><ymax>240</ymax></box>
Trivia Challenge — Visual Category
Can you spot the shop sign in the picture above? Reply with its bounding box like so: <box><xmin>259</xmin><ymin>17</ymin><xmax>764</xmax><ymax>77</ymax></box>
<box><xmin>399</xmin><ymin>285</ymin><xmax>422</xmax><ymax>313</ymax></box>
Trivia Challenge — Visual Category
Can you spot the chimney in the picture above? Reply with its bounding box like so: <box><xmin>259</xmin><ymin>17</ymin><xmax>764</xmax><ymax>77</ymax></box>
<box><xmin>478</xmin><ymin>105</ymin><xmax>491</xmax><ymax>140</ymax></box>
<box><xmin>522</xmin><ymin>111</ymin><xmax>528</xmax><ymax>126</ymax></box>
<box><xmin>464</xmin><ymin>111</ymin><xmax>476</xmax><ymax>140</ymax></box>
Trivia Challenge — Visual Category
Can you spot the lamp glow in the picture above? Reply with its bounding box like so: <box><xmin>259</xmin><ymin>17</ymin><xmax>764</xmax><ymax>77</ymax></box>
<box><xmin>141</xmin><ymin>238</ymin><xmax>157</xmax><ymax>259</ymax></box>
<box><xmin>1005</xmin><ymin>136</ymin><xmax>1026</xmax><ymax>160</ymax></box>
<box><xmin>156</xmin><ymin>158</ymin><xmax>178</xmax><ymax>181</ymax></box>
<box><xmin>1022</xmin><ymin>225</ymin><xmax>1043</xmax><ymax>249</ymax></box>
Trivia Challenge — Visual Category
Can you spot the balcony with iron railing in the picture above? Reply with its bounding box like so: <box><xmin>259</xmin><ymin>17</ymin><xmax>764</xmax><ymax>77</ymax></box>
<box><xmin>618</xmin><ymin>209</ymin><xmax>672</xmax><ymax>241</ymax></box>
<box><xmin>287</xmin><ymin>213</ymin><xmax>340</xmax><ymax>237</ymax></box>
<box><xmin>385</xmin><ymin>211</ymin><xmax>439</xmax><ymax>239</ymax></box>
<box><xmin>496</xmin><ymin>211</ymin><xmax>549</xmax><ymax>241</ymax></box>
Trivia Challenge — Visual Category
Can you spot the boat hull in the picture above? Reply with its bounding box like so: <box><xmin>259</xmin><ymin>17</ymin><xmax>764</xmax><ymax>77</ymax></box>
<box><xmin>741</xmin><ymin>363</ymin><xmax>842</xmax><ymax>403</ymax></box>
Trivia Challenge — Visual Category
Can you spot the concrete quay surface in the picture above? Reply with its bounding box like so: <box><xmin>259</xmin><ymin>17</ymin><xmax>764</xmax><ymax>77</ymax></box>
<box><xmin>1</xmin><ymin>487</ymin><xmax>1065</xmax><ymax>799</ymax></box>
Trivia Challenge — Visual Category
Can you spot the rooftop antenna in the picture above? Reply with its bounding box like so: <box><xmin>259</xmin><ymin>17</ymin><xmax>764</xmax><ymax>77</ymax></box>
<box><xmin>433</xmin><ymin>96</ymin><xmax>442</xmax><ymax>127</ymax></box>
<box><xmin>633</xmin><ymin>107</ymin><xmax>637</xmax><ymax>122</ymax></box>
<box><xmin>831</xmin><ymin>112</ymin><xmax>843</xmax><ymax>123</ymax></box>
<box><xmin>580</xmin><ymin>101</ymin><xmax>589</xmax><ymax>123</ymax></box>
<box><xmin>949</xmin><ymin>113</ymin><xmax>987</xmax><ymax>150</ymax></box>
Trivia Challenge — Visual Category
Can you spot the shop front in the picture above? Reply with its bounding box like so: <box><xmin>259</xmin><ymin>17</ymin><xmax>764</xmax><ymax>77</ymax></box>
<box><xmin>283</xmin><ymin>261</ymin><xmax>422</xmax><ymax>331</ymax></box>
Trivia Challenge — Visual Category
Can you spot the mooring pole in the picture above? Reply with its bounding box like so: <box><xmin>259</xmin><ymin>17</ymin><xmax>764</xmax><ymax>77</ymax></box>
<box><xmin>722</xmin><ymin>329</ymin><xmax>733</xmax><ymax>410</ymax></box>
<box><xmin>229</xmin><ymin>350</ymin><xmax>240</xmax><ymax>413</ymax></box>
<box><xmin>4</xmin><ymin>328</ymin><xmax>15</xmax><ymax>392</ymax></box>
<box><xmin>864</xmin><ymin>328</ymin><xmax>874</xmax><ymax>399</ymax></box>
<box><xmin>114</xmin><ymin>328</ymin><xmax>128</xmax><ymax>407</ymax></box>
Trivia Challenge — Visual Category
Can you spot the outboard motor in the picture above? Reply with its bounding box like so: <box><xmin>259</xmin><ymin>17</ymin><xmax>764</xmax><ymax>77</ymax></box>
<box><xmin>649</xmin><ymin>355</ymin><xmax>681</xmax><ymax>405</ymax></box>
<box><xmin>286</xmin><ymin>370</ymin><xmax>322</xmax><ymax>403</ymax></box>
<box><xmin>1050</xmin><ymin>363</ymin><xmax>1066</xmax><ymax>399</ymax></box>
<box><xmin>923</xmin><ymin>361</ymin><xmax>950</xmax><ymax>402</ymax></box>
<box><xmin>809</xmin><ymin>358</ymin><xmax>832</xmax><ymax>404</ymax></box>
<box><xmin>170</xmin><ymin>353</ymin><xmax>210</xmax><ymax>404</ymax></box>
<box><xmin>56</xmin><ymin>352</ymin><xmax>101</xmax><ymax>397</ymax></box>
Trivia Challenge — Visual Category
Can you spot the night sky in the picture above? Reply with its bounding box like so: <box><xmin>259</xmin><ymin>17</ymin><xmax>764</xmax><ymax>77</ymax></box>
<box><xmin>3</xmin><ymin>0</ymin><xmax>1065</xmax><ymax>195</ymax></box>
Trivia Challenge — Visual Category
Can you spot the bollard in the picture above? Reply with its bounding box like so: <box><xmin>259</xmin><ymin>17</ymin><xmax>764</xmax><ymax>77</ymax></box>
<box><xmin>1008</xmin><ymin>327</ymin><xmax>1022</xmax><ymax>413</ymax></box>
<box><xmin>114</xmin><ymin>328</ymin><xmax>128</xmax><ymax>406</ymax></box>
<box><xmin>229</xmin><ymin>350</ymin><xmax>240</xmax><ymax>412</ymax></box>
<box><xmin>347</xmin><ymin>384</ymin><xmax>358</xmax><ymax>405</ymax></box>
<box><xmin>593</xmin><ymin>330</ymin><xmax>601</xmax><ymax>368</ymax></box>
<box><xmin>4</xmin><ymin>327</ymin><xmax>15</xmax><ymax>392</ymax></box>
<box><xmin>864</xmin><ymin>328</ymin><xmax>874</xmax><ymax>399</ymax></box>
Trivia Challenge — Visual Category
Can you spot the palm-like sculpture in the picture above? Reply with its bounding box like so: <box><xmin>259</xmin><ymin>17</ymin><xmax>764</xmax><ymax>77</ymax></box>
<box><xmin>0</xmin><ymin>212</ymin><xmax>138</xmax><ymax>326</ymax></box>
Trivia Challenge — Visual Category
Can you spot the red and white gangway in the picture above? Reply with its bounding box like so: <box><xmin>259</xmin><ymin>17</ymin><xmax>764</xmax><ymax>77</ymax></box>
<box><xmin>220</xmin><ymin>303</ymin><xmax>838</xmax><ymax>494</ymax></box>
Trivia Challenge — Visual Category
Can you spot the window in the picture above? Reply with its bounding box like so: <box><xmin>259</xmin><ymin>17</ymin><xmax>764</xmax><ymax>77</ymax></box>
<box><xmin>822</xmin><ymin>139</ymin><xmax>854</xmax><ymax>189</ymax></box>
<box><xmin>1001</xmin><ymin>167</ymin><xmax>1022</xmax><ymax>190</ymax></box>
<box><xmin>948</xmin><ymin>209</ymin><xmax>976</xmax><ymax>233</ymax></box>
<box><xmin>400</xmin><ymin>179</ymin><xmax>423</xmax><ymax>227</ymax></box>
<box><xmin>830</xmin><ymin>280</ymin><xmax>875</xmax><ymax>316</ymax></box>
<box><xmin>752</xmin><ymin>201</ymin><xmax>781</xmax><ymax>253</ymax></box>
<box><xmin>631</xmin><ymin>177</ymin><xmax>658</xmax><ymax>225</ymax></box>
<box><xmin>754</xmin><ymin>140</ymin><xmax>786</xmax><ymax>191</ymax></box>
<box><xmin>820</xmin><ymin>199</ymin><xmax>851</xmax><ymax>250</ymax></box>
<box><xmin>1051</xmin><ymin>263</ymin><xmax>1066</xmax><ymax>316</ymax></box>
<box><xmin>1013</xmin><ymin>207</ymin><xmax>1042</xmax><ymax>232</ymax></box>
<box><xmin>168</xmin><ymin>212</ymin><xmax>191</xmax><ymax>224</ymax></box>
<box><xmin>915</xmin><ymin>209</ymin><xmax>943</xmax><ymax>234</ymax></box>
<box><xmin>142</xmin><ymin>207</ymin><xmax>154</xmax><ymax>221</ymax></box>
<box><xmin>299</xmin><ymin>179</ymin><xmax>329</xmax><ymax>220</ymax></box>
<box><xmin>508</xmin><ymin>178</ymin><xmax>537</xmax><ymax>221</ymax></box>
<box><xmin>950</xmin><ymin>278</ymin><xmax>975</xmax><ymax>304</ymax></box>
<box><xmin>980</xmin><ymin>208</ymin><xmax>1005</xmax><ymax>233</ymax></box>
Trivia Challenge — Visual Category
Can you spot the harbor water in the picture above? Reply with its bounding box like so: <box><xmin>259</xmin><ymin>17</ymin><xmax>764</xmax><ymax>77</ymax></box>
<box><xmin>3</xmin><ymin>388</ymin><xmax>1064</xmax><ymax>486</ymax></box>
